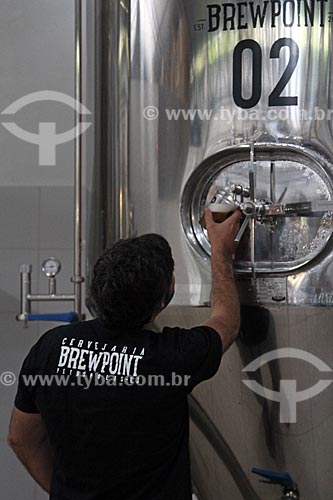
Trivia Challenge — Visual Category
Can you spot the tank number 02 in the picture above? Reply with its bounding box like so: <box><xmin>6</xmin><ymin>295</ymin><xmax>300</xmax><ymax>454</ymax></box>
<box><xmin>233</xmin><ymin>37</ymin><xmax>299</xmax><ymax>109</ymax></box>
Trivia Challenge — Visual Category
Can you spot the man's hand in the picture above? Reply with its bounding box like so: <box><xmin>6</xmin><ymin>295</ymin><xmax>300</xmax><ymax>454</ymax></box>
<box><xmin>204</xmin><ymin>207</ymin><xmax>242</xmax><ymax>261</ymax></box>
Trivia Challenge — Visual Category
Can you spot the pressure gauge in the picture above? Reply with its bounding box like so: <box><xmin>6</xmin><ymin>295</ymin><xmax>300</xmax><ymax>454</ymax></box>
<box><xmin>41</xmin><ymin>258</ymin><xmax>61</xmax><ymax>277</ymax></box>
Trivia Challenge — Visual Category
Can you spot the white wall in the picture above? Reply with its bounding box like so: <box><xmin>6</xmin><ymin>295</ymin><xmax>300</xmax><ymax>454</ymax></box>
<box><xmin>0</xmin><ymin>2</ymin><xmax>85</xmax><ymax>499</ymax></box>
<box><xmin>0</xmin><ymin>0</ymin><xmax>75</xmax><ymax>186</ymax></box>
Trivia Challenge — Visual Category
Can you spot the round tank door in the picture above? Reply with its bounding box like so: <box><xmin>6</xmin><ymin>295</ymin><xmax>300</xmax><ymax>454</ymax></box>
<box><xmin>181</xmin><ymin>144</ymin><xmax>333</xmax><ymax>274</ymax></box>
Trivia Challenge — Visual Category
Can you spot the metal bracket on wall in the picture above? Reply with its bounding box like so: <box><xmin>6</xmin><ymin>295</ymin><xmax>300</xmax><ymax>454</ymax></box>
<box><xmin>17</xmin><ymin>261</ymin><xmax>83</xmax><ymax>327</ymax></box>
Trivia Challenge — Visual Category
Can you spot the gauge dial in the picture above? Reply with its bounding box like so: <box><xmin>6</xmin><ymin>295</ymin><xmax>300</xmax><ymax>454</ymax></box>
<box><xmin>41</xmin><ymin>258</ymin><xmax>61</xmax><ymax>277</ymax></box>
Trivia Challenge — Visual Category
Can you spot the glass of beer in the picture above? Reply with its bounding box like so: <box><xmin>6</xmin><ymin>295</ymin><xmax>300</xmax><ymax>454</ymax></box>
<box><xmin>199</xmin><ymin>192</ymin><xmax>238</xmax><ymax>229</ymax></box>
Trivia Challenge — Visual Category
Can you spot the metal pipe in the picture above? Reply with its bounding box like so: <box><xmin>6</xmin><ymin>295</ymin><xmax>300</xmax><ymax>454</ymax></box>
<box><xmin>234</xmin><ymin>214</ymin><xmax>251</xmax><ymax>244</ymax></box>
<box><xmin>118</xmin><ymin>0</ymin><xmax>130</xmax><ymax>240</ymax></box>
<box><xmin>72</xmin><ymin>0</ymin><xmax>84</xmax><ymax>317</ymax></box>
<box><xmin>27</xmin><ymin>295</ymin><xmax>76</xmax><ymax>302</ymax></box>
<box><xmin>49</xmin><ymin>277</ymin><xmax>56</xmax><ymax>295</ymax></box>
<box><xmin>270</xmin><ymin>162</ymin><xmax>276</xmax><ymax>204</ymax></box>
<box><xmin>249</xmin><ymin>144</ymin><xmax>256</xmax><ymax>280</ymax></box>
<box><xmin>262</xmin><ymin>200</ymin><xmax>333</xmax><ymax>216</ymax></box>
<box><xmin>189</xmin><ymin>395</ymin><xmax>262</xmax><ymax>500</ymax></box>
<box><xmin>249</xmin><ymin>143</ymin><xmax>256</xmax><ymax>201</ymax></box>
<box><xmin>18</xmin><ymin>265</ymin><xmax>32</xmax><ymax>323</ymax></box>
<box><xmin>269</xmin><ymin>162</ymin><xmax>276</xmax><ymax>265</ymax></box>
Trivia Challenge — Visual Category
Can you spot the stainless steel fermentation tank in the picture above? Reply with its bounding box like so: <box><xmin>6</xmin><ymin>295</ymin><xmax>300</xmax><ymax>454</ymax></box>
<box><xmin>87</xmin><ymin>1</ymin><xmax>333</xmax><ymax>499</ymax></box>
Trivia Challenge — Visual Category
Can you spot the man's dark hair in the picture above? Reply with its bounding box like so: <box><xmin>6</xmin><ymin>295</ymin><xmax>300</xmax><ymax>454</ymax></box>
<box><xmin>91</xmin><ymin>234</ymin><xmax>174</xmax><ymax>329</ymax></box>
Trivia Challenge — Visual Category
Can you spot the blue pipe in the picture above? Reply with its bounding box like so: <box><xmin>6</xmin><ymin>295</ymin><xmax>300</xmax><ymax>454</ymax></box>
<box><xmin>27</xmin><ymin>312</ymin><xmax>79</xmax><ymax>323</ymax></box>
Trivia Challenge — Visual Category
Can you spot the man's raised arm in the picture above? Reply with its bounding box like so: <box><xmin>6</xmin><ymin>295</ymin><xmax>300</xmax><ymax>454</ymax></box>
<box><xmin>203</xmin><ymin>208</ymin><xmax>242</xmax><ymax>353</ymax></box>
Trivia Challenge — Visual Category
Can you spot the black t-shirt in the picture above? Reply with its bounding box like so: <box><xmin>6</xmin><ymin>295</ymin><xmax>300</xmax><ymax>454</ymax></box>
<box><xmin>15</xmin><ymin>318</ymin><xmax>222</xmax><ymax>500</ymax></box>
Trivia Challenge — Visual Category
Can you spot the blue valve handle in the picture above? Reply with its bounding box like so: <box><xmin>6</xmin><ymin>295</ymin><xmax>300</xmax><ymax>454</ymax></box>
<box><xmin>27</xmin><ymin>312</ymin><xmax>79</xmax><ymax>323</ymax></box>
<box><xmin>252</xmin><ymin>468</ymin><xmax>294</xmax><ymax>488</ymax></box>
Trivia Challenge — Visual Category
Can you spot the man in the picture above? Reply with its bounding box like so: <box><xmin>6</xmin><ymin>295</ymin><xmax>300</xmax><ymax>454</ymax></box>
<box><xmin>8</xmin><ymin>208</ymin><xmax>241</xmax><ymax>500</ymax></box>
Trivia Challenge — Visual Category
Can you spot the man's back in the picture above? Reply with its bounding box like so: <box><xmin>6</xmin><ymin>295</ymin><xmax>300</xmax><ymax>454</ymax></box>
<box><xmin>15</xmin><ymin>318</ymin><xmax>222</xmax><ymax>500</ymax></box>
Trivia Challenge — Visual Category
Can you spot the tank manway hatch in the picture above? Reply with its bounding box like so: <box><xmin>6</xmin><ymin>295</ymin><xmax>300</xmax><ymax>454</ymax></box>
<box><xmin>181</xmin><ymin>144</ymin><xmax>333</xmax><ymax>306</ymax></box>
